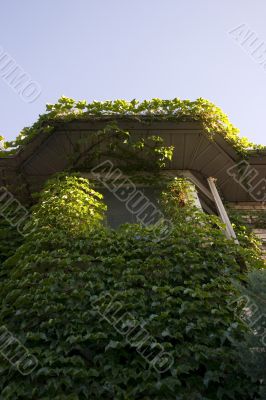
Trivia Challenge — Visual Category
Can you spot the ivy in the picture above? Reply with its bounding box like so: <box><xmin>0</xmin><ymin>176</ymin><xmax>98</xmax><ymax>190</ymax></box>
<box><xmin>69</xmin><ymin>122</ymin><xmax>174</xmax><ymax>172</ymax></box>
<box><xmin>227</xmin><ymin>210</ymin><xmax>264</xmax><ymax>256</ymax></box>
<box><xmin>0</xmin><ymin>94</ymin><xmax>265</xmax><ymax>397</ymax></box>
<box><xmin>0</xmin><ymin>174</ymin><xmax>263</xmax><ymax>399</ymax></box>
<box><xmin>229</xmin><ymin>209</ymin><xmax>266</xmax><ymax>230</ymax></box>
<box><xmin>233</xmin><ymin>269</ymin><xmax>266</xmax><ymax>400</ymax></box>
<box><xmin>29</xmin><ymin>173</ymin><xmax>107</xmax><ymax>237</ymax></box>
<box><xmin>1</xmin><ymin>97</ymin><xmax>264</xmax><ymax>157</ymax></box>
<box><xmin>0</xmin><ymin>216</ymin><xmax>22</xmax><ymax>282</ymax></box>
<box><xmin>161</xmin><ymin>177</ymin><xmax>197</xmax><ymax>210</ymax></box>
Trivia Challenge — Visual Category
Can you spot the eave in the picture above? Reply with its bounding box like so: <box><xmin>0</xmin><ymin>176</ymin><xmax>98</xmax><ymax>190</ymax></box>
<box><xmin>0</xmin><ymin>118</ymin><xmax>265</xmax><ymax>205</ymax></box>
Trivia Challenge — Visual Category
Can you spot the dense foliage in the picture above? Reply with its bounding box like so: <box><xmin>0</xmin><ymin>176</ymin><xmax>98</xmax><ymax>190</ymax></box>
<box><xmin>0</xmin><ymin>174</ymin><xmax>263</xmax><ymax>399</ymax></box>
<box><xmin>228</xmin><ymin>210</ymin><xmax>264</xmax><ymax>256</ymax></box>
<box><xmin>1</xmin><ymin>97</ymin><xmax>264</xmax><ymax>157</ymax></box>
<box><xmin>30</xmin><ymin>174</ymin><xmax>106</xmax><ymax>236</ymax></box>
<box><xmin>229</xmin><ymin>208</ymin><xmax>266</xmax><ymax>230</ymax></box>
<box><xmin>232</xmin><ymin>269</ymin><xmax>266</xmax><ymax>400</ymax></box>
<box><xmin>0</xmin><ymin>217</ymin><xmax>22</xmax><ymax>281</ymax></box>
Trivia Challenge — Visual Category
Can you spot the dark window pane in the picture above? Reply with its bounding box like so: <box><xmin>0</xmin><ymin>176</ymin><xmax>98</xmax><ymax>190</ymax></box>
<box><xmin>99</xmin><ymin>187</ymin><xmax>160</xmax><ymax>229</ymax></box>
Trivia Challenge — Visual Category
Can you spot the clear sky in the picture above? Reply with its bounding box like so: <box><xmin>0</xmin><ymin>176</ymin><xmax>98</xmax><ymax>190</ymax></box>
<box><xmin>1</xmin><ymin>0</ymin><xmax>266</xmax><ymax>144</ymax></box>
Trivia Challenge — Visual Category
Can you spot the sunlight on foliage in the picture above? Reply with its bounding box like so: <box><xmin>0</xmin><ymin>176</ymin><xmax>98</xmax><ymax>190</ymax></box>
<box><xmin>1</xmin><ymin>97</ymin><xmax>264</xmax><ymax>157</ymax></box>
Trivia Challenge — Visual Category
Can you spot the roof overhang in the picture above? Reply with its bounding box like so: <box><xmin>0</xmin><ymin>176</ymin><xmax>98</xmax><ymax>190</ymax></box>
<box><xmin>0</xmin><ymin>119</ymin><xmax>265</xmax><ymax>204</ymax></box>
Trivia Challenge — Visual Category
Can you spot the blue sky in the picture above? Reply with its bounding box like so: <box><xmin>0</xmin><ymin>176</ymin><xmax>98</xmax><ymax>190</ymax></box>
<box><xmin>1</xmin><ymin>0</ymin><xmax>266</xmax><ymax>144</ymax></box>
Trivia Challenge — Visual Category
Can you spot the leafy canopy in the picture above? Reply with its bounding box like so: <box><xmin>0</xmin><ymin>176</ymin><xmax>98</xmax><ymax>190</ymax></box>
<box><xmin>1</xmin><ymin>97</ymin><xmax>264</xmax><ymax>157</ymax></box>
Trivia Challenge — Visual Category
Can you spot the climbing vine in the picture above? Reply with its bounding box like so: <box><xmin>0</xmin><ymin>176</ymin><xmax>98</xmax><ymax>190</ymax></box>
<box><xmin>229</xmin><ymin>208</ymin><xmax>266</xmax><ymax>230</ymax></box>
<box><xmin>0</xmin><ymin>173</ymin><xmax>264</xmax><ymax>399</ymax></box>
<box><xmin>0</xmin><ymin>216</ymin><xmax>23</xmax><ymax>282</ymax></box>
<box><xmin>1</xmin><ymin>97</ymin><xmax>264</xmax><ymax>157</ymax></box>
<box><xmin>69</xmin><ymin>121</ymin><xmax>174</xmax><ymax>172</ymax></box>
<box><xmin>30</xmin><ymin>173</ymin><xmax>107</xmax><ymax>236</ymax></box>
<box><xmin>0</xmin><ymin>96</ymin><xmax>265</xmax><ymax>398</ymax></box>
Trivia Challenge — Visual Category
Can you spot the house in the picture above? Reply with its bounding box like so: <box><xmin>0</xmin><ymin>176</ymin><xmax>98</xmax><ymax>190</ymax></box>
<box><xmin>1</xmin><ymin>98</ymin><xmax>266</xmax><ymax>250</ymax></box>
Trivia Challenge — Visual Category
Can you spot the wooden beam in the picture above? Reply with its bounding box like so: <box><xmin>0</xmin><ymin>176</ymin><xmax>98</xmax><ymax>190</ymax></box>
<box><xmin>207</xmin><ymin>177</ymin><xmax>239</xmax><ymax>243</ymax></box>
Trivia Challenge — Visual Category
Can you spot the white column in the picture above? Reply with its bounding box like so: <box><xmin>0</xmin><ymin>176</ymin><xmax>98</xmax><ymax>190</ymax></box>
<box><xmin>207</xmin><ymin>177</ymin><xmax>239</xmax><ymax>244</ymax></box>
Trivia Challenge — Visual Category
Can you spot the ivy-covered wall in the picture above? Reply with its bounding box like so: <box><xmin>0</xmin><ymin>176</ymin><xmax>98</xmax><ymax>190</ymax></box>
<box><xmin>0</xmin><ymin>97</ymin><xmax>265</xmax><ymax>398</ymax></box>
<box><xmin>0</xmin><ymin>173</ymin><xmax>264</xmax><ymax>399</ymax></box>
